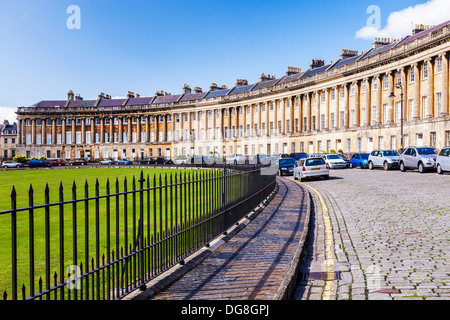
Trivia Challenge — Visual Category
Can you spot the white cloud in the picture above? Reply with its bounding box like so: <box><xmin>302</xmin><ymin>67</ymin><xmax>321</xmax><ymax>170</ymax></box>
<box><xmin>0</xmin><ymin>106</ymin><xmax>18</xmax><ymax>123</ymax></box>
<box><xmin>355</xmin><ymin>0</ymin><xmax>450</xmax><ymax>40</ymax></box>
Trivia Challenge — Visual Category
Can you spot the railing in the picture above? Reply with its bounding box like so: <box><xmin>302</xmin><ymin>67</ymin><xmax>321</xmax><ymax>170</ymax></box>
<box><xmin>0</xmin><ymin>167</ymin><xmax>276</xmax><ymax>300</ymax></box>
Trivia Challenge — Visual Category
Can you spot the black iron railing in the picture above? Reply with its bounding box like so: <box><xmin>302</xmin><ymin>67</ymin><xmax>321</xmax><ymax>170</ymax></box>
<box><xmin>1</xmin><ymin>167</ymin><xmax>276</xmax><ymax>300</ymax></box>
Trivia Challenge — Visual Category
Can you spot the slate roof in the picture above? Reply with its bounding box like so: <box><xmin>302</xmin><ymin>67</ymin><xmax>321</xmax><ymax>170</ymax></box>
<box><xmin>126</xmin><ymin>97</ymin><xmax>154</xmax><ymax>106</ymax></box>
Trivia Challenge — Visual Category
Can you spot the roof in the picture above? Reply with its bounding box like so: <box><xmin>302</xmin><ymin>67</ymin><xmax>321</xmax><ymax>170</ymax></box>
<box><xmin>31</xmin><ymin>100</ymin><xmax>67</xmax><ymax>108</ymax></box>
<box><xmin>67</xmin><ymin>100</ymin><xmax>97</xmax><ymax>108</ymax></box>
<box><xmin>152</xmin><ymin>94</ymin><xmax>182</xmax><ymax>104</ymax></box>
<box><xmin>277</xmin><ymin>72</ymin><xmax>304</xmax><ymax>85</ymax></box>
<box><xmin>400</xmin><ymin>20</ymin><xmax>450</xmax><ymax>45</ymax></box>
<box><xmin>252</xmin><ymin>78</ymin><xmax>279</xmax><ymax>90</ymax></box>
<box><xmin>180</xmin><ymin>92</ymin><xmax>208</xmax><ymax>101</ymax></box>
<box><xmin>126</xmin><ymin>97</ymin><xmax>154</xmax><ymax>106</ymax></box>
<box><xmin>97</xmin><ymin>98</ymin><xmax>126</xmax><ymax>107</ymax></box>
<box><xmin>228</xmin><ymin>84</ymin><xmax>255</xmax><ymax>95</ymax></box>
<box><xmin>204</xmin><ymin>88</ymin><xmax>231</xmax><ymax>99</ymax></box>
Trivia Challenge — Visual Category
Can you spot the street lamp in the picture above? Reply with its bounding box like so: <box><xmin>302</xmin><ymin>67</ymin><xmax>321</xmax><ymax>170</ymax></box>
<box><xmin>389</xmin><ymin>83</ymin><xmax>404</xmax><ymax>153</ymax></box>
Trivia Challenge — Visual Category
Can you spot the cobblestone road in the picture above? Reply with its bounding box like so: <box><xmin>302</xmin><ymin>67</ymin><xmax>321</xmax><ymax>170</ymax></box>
<box><xmin>291</xmin><ymin>168</ymin><xmax>450</xmax><ymax>300</ymax></box>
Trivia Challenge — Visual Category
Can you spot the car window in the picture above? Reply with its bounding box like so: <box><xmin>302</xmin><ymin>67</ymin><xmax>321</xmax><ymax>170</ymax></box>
<box><xmin>411</xmin><ymin>149</ymin><xmax>417</xmax><ymax>156</ymax></box>
<box><xmin>279</xmin><ymin>159</ymin><xmax>296</xmax><ymax>165</ymax></box>
<box><xmin>327</xmin><ymin>155</ymin><xmax>340</xmax><ymax>159</ymax></box>
<box><xmin>417</xmin><ymin>147</ymin><xmax>437</xmax><ymax>155</ymax></box>
<box><xmin>360</xmin><ymin>154</ymin><xmax>369</xmax><ymax>159</ymax></box>
<box><xmin>305</xmin><ymin>158</ymin><xmax>326</xmax><ymax>166</ymax></box>
<box><xmin>354</xmin><ymin>154</ymin><xmax>360</xmax><ymax>159</ymax></box>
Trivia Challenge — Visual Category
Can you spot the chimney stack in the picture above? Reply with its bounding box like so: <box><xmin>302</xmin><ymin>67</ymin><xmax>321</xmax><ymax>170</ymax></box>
<box><xmin>340</xmin><ymin>49</ymin><xmax>358</xmax><ymax>60</ymax></box>
<box><xmin>236</xmin><ymin>79</ymin><xmax>248</xmax><ymax>87</ymax></box>
<box><xmin>127</xmin><ymin>91</ymin><xmax>135</xmax><ymax>99</ymax></box>
<box><xmin>259</xmin><ymin>73</ymin><xmax>275</xmax><ymax>82</ymax></box>
<box><xmin>183</xmin><ymin>84</ymin><xmax>192</xmax><ymax>94</ymax></box>
<box><xmin>310</xmin><ymin>59</ymin><xmax>325</xmax><ymax>69</ymax></box>
<box><xmin>68</xmin><ymin>90</ymin><xmax>75</xmax><ymax>101</ymax></box>
<box><xmin>286</xmin><ymin>66</ymin><xmax>301</xmax><ymax>76</ymax></box>
<box><xmin>193</xmin><ymin>87</ymin><xmax>202</xmax><ymax>93</ymax></box>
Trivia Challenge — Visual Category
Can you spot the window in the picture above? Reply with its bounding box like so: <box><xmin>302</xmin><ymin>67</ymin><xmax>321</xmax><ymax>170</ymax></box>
<box><xmin>36</xmin><ymin>134</ymin><xmax>42</xmax><ymax>145</ymax></box>
<box><xmin>76</xmin><ymin>118</ymin><xmax>82</xmax><ymax>126</ymax></box>
<box><xmin>430</xmin><ymin>132</ymin><xmax>436</xmax><ymax>147</ymax></box>
<box><xmin>312</xmin><ymin>116</ymin><xmax>316</xmax><ymax>131</ymax></box>
<box><xmin>350</xmin><ymin>83</ymin><xmax>355</xmax><ymax>96</ymax></box>
<box><xmin>331</xmin><ymin>89</ymin><xmax>336</xmax><ymax>100</ymax></box>
<box><xmin>371</xmin><ymin>106</ymin><xmax>376</xmax><ymax>124</ymax></box>
<box><xmin>383</xmin><ymin>76</ymin><xmax>389</xmax><ymax>89</ymax></box>
<box><xmin>422</xmin><ymin>63</ymin><xmax>428</xmax><ymax>79</ymax></box>
<box><xmin>422</xmin><ymin>96</ymin><xmax>428</xmax><ymax>119</ymax></box>
<box><xmin>66</xmin><ymin>118</ymin><xmax>72</xmax><ymax>126</ymax></box>
<box><xmin>436</xmin><ymin>92</ymin><xmax>442</xmax><ymax>116</ymax></box>
<box><xmin>321</xmin><ymin>114</ymin><xmax>325</xmax><ymax>130</ymax></box>
<box><xmin>46</xmin><ymin>134</ymin><xmax>51</xmax><ymax>144</ymax></box>
<box><xmin>436</xmin><ymin>57</ymin><xmax>443</xmax><ymax>73</ymax></box>
<box><xmin>409</xmin><ymin>68</ymin><xmax>415</xmax><ymax>83</ymax></box>
<box><xmin>340</xmin><ymin>111</ymin><xmax>345</xmax><ymax>128</ymax></box>
<box><xmin>395</xmin><ymin>102</ymin><xmax>401</xmax><ymax>123</ymax></box>
<box><xmin>408</xmin><ymin>99</ymin><xmax>414</xmax><ymax>120</ymax></box>
<box><xmin>383</xmin><ymin>104</ymin><xmax>388</xmax><ymax>123</ymax></box>
<box><xmin>76</xmin><ymin>132</ymin><xmax>82</xmax><ymax>144</ymax></box>
<box><xmin>373</xmin><ymin>80</ymin><xmax>378</xmax><ymax>91</ymax></box>
<box><xmin>57</xmin><ymin>134</ymin><xmax>62</xmax><ymax>145</ymax></box>
<box><xmin>104</xmin><ymin>132</ymin><xmax>109</xmax><ymax>143</ymax></box>
<box><xmin>95</xmin><ymin>133</ymin><xmax>100</xmax><ymax>143</ymax></box>
<box><xmin>350</xmin><ymin>110</ymin><xmax>355</xmax><ymax>127</ymax></box>
<box><xmin>396</xmin><ymin>72</ymin><xmax>401</xmax><ymax>86</ymax></box>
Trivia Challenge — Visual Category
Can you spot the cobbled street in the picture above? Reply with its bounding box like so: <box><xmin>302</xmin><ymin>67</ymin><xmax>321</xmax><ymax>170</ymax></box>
<box><xmin>291</xmin><ymin>168</ymin><xmax>450</xmax><ymax>300</ymax></box>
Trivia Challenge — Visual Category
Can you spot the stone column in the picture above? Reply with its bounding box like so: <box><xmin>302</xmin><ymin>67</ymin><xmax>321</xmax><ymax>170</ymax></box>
<box><xmin>354</xmin><ymin>81</ymin><xmax>360</xmax><ymax>127</ymax></box>
<box><xmin>100</xmin><ymin>117</ymin><xmax>105</xmax><ymax>143</ymax></box>
<box><xmin>387</xmin><ymin>72</ymin><xmax>394</xmax><ymax>123</ymax></box>
<box><xmin>127</xmin><ymin>117</ymin><xmax>132</xmax><ymax>143</ymax></box>
<box><xmin>414</xmin><ymin>63</ymin><xmax>421</xmax><ymax>119</ymax></box>
<box><xmin>81</xmin><ymin>118</ymin><xmax>86</xmax><ymax>144</ymax></box>
<box><xmin>71</xmin><ymin>118</ymin><xmax>76</xmax><ymax>144</ymax></box>
<box><xmin>426</xmin><ymin>58</ymin><xmax>435</xmax><ymax>118</ymax></box>
<box><xmin>375</xmin><ymin>75</ymin><xmax>382</xmax><ymax>124</ymax></box>
<box><xmin>118</xmin><ymin>117</ymin><xmax>123</xmax><ymax>143</ymax></box>
<box><xmin>31</xmin><ymin>118</ymin><xmax>36</xmax><ymax>144</ymax></box>
<box><xmin>41</xmin><ymin>118</ymin><xmax>46</xmax><ymax>145</ymax></box>
<box><xmin>344</xmin><ymin>84</ymin><xmax>350</xmax><ymax>128</ymax></box>
<box><xmin>62</xmin><ymin>118</ymin><xmax>66</xmax><ymax>144</ymax></box>
<box><xmin>109</xmin><ymin>117</ymin><xmax>114</xmax><ymax>143</ymax></box>
<box><xmin>400</xmin><ymin>67</ymin><xmax>408</xmax><ymax>120</ymax></box>
<box><xmin>364</xmin><ymin>79</ymin><xmax>371</xmax><ymax>126</ymax></box>
<box><xmin>441</xmin><ymin>52</ymin><xmax>449</xmax><ymax>115</ymax></box>
<box><xmin>145</xmin><ymin>115</ymin><xmax>150</xmax><ymax>143</ymax></box>
<box><xmin>137</xmin><ymin>116</ymin><xmax>141</xmax><ymax>143</ymax></box>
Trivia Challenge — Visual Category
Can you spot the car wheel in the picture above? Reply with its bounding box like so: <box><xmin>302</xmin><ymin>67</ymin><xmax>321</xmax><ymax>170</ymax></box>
<box><xmin>418</xmin><ymin>162</ymin><xmax>425</xmax><ymax>174</ymax></box>
<box><xmin>437</xmin><ymin>164</ymin><xmax>444</xmax><ymax>175</ymax></box>
<box><xmin>323</xmin><ymin>175</ymin><xmax>329</xmax><ymax>180</ymax></box>
<box><xmin>383</xmin><ymin>161</ymin><xmax>390</xmax><ymax>171</ymax></box>
<box><xmin>368</xmin><ymin>161</ymin><xmax>374</xmax><ymax>170</ymax></box>
<box><xmin>360</xmin><ymin>163</ymin><xmax>364</xmax><ymax>169</ymax></box>
<box><xmin>349</xmin><ymin>162</ymin><xmax>353</xmax><ymax>168</ymax></box>
<box><xmin>300</xmin><ymin>177</ymin><xmax>305</xmax><ymax>182</ymax></box>
<box><xmin>400</xmin><ymin>162</ymin><xmax>406</xmax><ymax>172</ymax></box>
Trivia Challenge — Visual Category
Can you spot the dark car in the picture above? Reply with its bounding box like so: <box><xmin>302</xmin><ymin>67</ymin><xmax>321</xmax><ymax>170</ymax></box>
<box><xmin>138</xmin><ymin>158</ymin><xmax>156</xmax><ymax>165</ymax></box>
<box><xmin>47</xmin><ymin>158</ymin><xmax>66</xmax><ymax>166</ymax></box>
<box><xmin>336</xmin><ymin>154</ymin><xmax>351</xmax><ymax>167</ymax></box>
<box><xmin>70</xmin><ymin>158</ymin><xmax>88</xmax><ymax>166</ymax></box>
<box><xmin>289</xmin><ymin>153</ymin><xmax>309</xmax><ymax>161</ymax></box>
<box><xmin>116</xmin><ymin>159</ymin><xmax>133</xmax><ymax>165</ymax></box>
<box><xmin>28</xmin><ymin>160</ymin><xmax>52</xmax><ymax>168</ymax></box>
<box><xmin>277</xmin><ymin>157</ymin><xmax>297</xmax><ymax>176</ymax></box>
<box><xmin>155</xmin><ymin>157</ymin><xmax>174</xmax><ymax>165</ymax></box>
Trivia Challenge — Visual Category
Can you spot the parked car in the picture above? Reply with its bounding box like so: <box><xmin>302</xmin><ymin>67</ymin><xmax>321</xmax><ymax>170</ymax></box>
<box><xmin>436</xmin><ymin>146</ymin><xmax>450</xmax><ymax>174</ymax></box>
<box><xmin>28</xmin><ymin>159</ymin><xmax>52</xmax><ymax>168</ymax></box>
<box><xmin>293</xmin><ymin>157</ymin><xmax>329</xmax><ymax>182</ymax></box>
<box><xmin>155</xmin><ymin>157</ymin><xmax>174</xmax><ymax>165</ymax></box>
<box><xmin>399</xmin><ymin>146</ymin><xmax>438</xmax><ymax>173</ymax></box>
<box><xmin>249</xmin><ymin>154</ymin><xmax>272</xmax><ymax>165</ymax></box>
<box><xmin>336</xmin><ymin>154</ymin><xmax>351</xmax><ymax>167</ymax></box>
<box><xmin>350</xmin><ymin>153</ymin><xmax>370</xmax><ymax>169</ymax></box>
<box><xmin>47</xmin><ymin>158</ymin><xmax>66</xmax><ymax>166</ymax></box>
<box><xmin>226</xmin><ymin>154</ymin><xmax>246</xmax><ymax>165</ymax></box>
<box><xmin>99</xmin><ymin>158</ymin><xmax>114</xmax><ymax>165</ymax></box>
<box><xmin>272</xmin><ymin>153</ymin><xmax>290</xmax><ymax>159</ymax></box>
<box><xmin>174</xmin><ymin>157</ymin><xmax>191</xmax><ymax>165</ymax></box>
<box><xmin>2</xmin><ymin>160</ymin><xmax>24</xmax><ymax>168</ymax></box>
<box><xmin>116</xmin><ymin>159</ymin><xmax>132</xmax><ymax>165</ymax></box>
<box><xmin>368</xmin><ymin>150</ymin><xmax>400</xmax><ymax>170</ymax></box>
<box><xmin>70</xmin><ymin>158</ymin><xmax>88</xmax><ymax>166</ymax></box>
<box><xmin>277</xmin><ymin>158</ymin><xmax>297</xmax><ymax>176</ymax></box>
<box><xmin>323</xmin><ymin>154</ymin><xmax>347</xmax><ymax>169</ymax></box>
<box><xmin>289</xmin><ymin>153</ymin><xmax>309</xmax><ymax>161</ymax></box>
<box><xmin>138</xmin><ymin>158</ymin><xmax>156</xmax><ymax>165</ymax></box>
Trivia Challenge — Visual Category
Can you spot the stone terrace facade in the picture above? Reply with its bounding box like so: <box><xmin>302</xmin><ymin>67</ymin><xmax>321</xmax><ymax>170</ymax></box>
<box><xmin>16</xmin><ymin>21</ymin><xmax>450</xmax><ymax>161</ymax></box>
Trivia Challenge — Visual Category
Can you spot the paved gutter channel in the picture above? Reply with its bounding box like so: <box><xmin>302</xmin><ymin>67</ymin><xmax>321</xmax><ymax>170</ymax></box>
<box><xmin>124</xmin><ymin>177</ymin><xmax>311</xmax><ymax>300</ymax></box>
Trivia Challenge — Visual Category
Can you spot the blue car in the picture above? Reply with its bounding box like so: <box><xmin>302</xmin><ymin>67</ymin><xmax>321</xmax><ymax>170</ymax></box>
<box><xmin>289</xmin><ymin>152</ymin><xmax>309</xmax><ymax>161</ymax></box>
<box><xmin>116</xmin><ymin>159</ymin><xmax>133</xmax><ymax>165</ymax></box>
<box><xmin>277</xmin><ymin>157</ymin><xmax>297</xmax><ymax>176</ymax></box>
<box><xmin>350</xmin><ymin>153</ymin><xmax>370</xmax><ymax>169</ymax></box>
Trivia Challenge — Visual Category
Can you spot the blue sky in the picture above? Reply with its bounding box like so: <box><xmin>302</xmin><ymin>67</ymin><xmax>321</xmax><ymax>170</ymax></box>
<box><xmin>0</xmin><ymin>0</ymin><xmax>444</xmax><ymax>121</ymax></box>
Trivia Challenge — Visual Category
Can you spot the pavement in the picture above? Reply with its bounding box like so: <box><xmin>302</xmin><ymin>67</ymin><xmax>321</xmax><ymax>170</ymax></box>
<box><xmin>126</xmin><ymin>177</ymin><xmax>311</xmax><ymax>300</ymax></box>
<box><xmin>125</xmin><ymin>167</ymin><xmax>450</xmax><ymax>301</ymax></box>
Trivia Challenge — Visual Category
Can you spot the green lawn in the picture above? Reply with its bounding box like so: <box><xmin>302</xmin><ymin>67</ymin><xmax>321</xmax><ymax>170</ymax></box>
<box><xmin>0</xmin><ymin>167</ymin><xmax>232</xmax><ymax>300</ymax></box>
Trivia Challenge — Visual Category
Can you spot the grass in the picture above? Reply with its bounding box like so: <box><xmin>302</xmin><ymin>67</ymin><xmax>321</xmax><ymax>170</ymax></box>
<box><xmin>0</xmin><ymin>166</ymin><xmax>238</xmax><ymax>299</ymax></box>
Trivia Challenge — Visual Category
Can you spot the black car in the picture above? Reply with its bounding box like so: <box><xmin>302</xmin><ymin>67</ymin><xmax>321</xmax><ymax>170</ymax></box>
<box><xmin>155</xmin><ymin>157</ymin><xmax>174</xmax><ymax>165</ymax></box>
<box><xmin>138</xmin><ymin>158</ymin><xmax>156</xmax><ymax>165</ymax></box>
<box><xmin>289</xmin><ymin>153</ymin><xmax>309</xmax><ymax>161</ymax></box>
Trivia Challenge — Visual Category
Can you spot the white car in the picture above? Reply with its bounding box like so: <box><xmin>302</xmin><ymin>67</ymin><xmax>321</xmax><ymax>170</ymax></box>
<box><xmin>99</xmin><ymin>158</ymin><xmax>114</xmax><ymax>165</ymax></box>
<box><xmin>322</xmin><ymin>154</ymin><xmax>347</xmax><ymax>169</ymax></box>
<box><xmin>226</xmin><ymin>154</ymin><xmax>246</xmax><ymax>165</ymax></box>
<box><xmin>368</xmin><ymin>150</ymin><xmax>400</xmax><ymax>170</ymax></box>
<box><xmin>294</xmin><ymin>157</ymin><xmax>330</xmax><ymax>181</ymax></box>
<box><xmin>436</xmin><ymin>146</ymin><xmax>450</xmax><ymax>174</ymax></box>
<box><xmin>2</xmin><ymin>161</ymin><xmax>23</xmax><ymax>168</ymax></box>
<box><xmin>174</xmin><ymin>157</ymin><xmax>190</xmax><ymax>165</ymax></box>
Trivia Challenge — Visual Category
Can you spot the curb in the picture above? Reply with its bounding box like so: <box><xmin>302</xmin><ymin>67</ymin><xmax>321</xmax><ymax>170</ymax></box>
<box><xmin>123</xmin><ymin>182</ymin><xmax>280</xmax><ymax>301</ymax></box>
<box><xmin>274</xmin><ymin>183</ymin><xmax>312</xmax><ymax>300</ymax></box>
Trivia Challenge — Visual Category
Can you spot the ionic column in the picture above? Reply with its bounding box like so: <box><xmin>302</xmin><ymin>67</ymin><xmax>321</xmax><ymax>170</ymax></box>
<box><xmin>426</xmin><ymin>58</ymin><xmax>434</xmax><ymax>118</ymax></box>
<box><xmin>127</xmin><ymin>117</ymin><xmax>132</xmax><ymax>143</ymax></box>
<box><xmin>387</xmin><ymin>72</ymin><xmax>394</xmax><ymax>123</ymax></box>
<box><xmin>414</xmin><ymin>63</ymin><xmax>421</xmax><ymax>119</ymax></box>
<box><xmin>81</xmin><ymin>118</ymin><xmax>86</xmax><ymax>144</ymax></box>
<box><xmin>354</xmin><ymin>81</ymin><xmax>360</xmax><ymax>127</ymax></box>
<box><xmin>343</xmin><ymin>84</ymin><xmax>350</xmax><ymax>128</ymax></box>
<box><xmin>100</xmin><ymin>117</ymin><xmax>105</xmax><ymax>143</ymax></box>
<box><xmin>118</xmin><ymin>117</ymin><xmax>123</xmax><ymax>143</ymax></box>
<box><xmin>62</xmin><ymin>118</ymin><xmax>66</xmax><ymax>144</ymax></box>
<box><xmin>441</xmin><ymin>52</ymin><xmax>449</xmax><ymax>115</ymax></box>
<box><xmin>364</xmin><ymin>78</ymin><xmax>371</xmax><ymax>126</ymax></box>
<box><xmin>51</xmin><ymin>118</ymin><xmax>56</xmax><ymax>145</ymax></box>
<box><xmin>137</xmin><ymin>116</ymin><xmax>141</xmax><ymax>143</ymax></box>
<box><xmin>375</xmin><ymin>75</ymin><xmax>382</xmax><ymax>124</ymax></box>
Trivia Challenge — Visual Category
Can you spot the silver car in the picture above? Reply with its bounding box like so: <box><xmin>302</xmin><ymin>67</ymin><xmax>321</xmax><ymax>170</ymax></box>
<box><xmin>368</xmin><ymin>150</ymin><xmax>400</xmax><ymax>170</ymax></box>
<box><xmin>322</xmin><ymin>154</ymin><xmax>347</xmax><ymax>169</ymax></box>
<box><xmin>399</xmin><ymin>146</ymin><xmax>438</xmax><ymax>173</ymax></box>
<box><xmin>293</xmin><ymin>157</ymin><xmax>330</xmax><ymax>182</ymax></box>
<box><xmin>2</xmin><ymin>161</ymin><xmax>23</xmax><ymax>169</ymax></box>
<box><xmin>436</xmin><ymin>147</ymin><xmax>450</xmax><ymax>174</ymax></box>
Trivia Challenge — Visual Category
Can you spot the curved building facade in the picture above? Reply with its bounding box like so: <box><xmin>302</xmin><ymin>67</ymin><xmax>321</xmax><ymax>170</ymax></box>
<box><xmin>16</xmin><ymin>21</ymin><xmax>450</xmax><ymax>161</ymax></box>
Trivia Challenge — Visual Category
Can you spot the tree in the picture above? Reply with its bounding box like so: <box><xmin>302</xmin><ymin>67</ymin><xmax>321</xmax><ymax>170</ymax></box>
<box><xmin>13</xmin><ymin>155</ymin><xmax>27</xmax><ymax>164</ymax></box>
